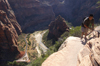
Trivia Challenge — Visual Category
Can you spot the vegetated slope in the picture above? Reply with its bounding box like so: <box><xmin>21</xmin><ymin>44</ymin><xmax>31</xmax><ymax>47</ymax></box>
<box><xmin>8</xmin><ymin>0</ymin><xmax>100</xmax><ymax>33</ymax></box>
<box><xmin>0</xmin><ymin>0</ymin><xmax>24</xmax><ymax>64</ymax></box>
<box><xmin>17</xmin><ymin>33</ymin><xmax>38</xmax><ymax>61</ymax></box>
<box><xmin>26</xmin><ymin>24</ymin><xmax>81</xmax><ymax>66</ymax></box>
<box><xmin>43</xmin><ymin>25</ymin><xmax>81</xmax><ymax>48</ymax></box>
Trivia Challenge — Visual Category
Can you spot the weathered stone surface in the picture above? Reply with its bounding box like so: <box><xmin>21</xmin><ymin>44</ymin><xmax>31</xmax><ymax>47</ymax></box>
<box><xmin>48</xmin><ymin>15</ymin><xmax>69</xmax><ymax>39</ymax></box>
<box><xmin>42</xmin><ymin>27</ymin><xmax>100</xmax><ymax>66</ymax></box>
<box><xmin>42</xmin><ymin>37</ymin><xmax>83</xmax><ymax>66</ymax></box>
<box><xmin>0</xmin><ymin>0</ymin><xmax>24</xmax><ymax>61</ymax></box>
<box><xmin>77</xmin><ymin>39</ymin><xmax>99</xmax><ymax>66</ymax></box>
<box><xmin>77</xmin><ymin>28</ymin><xmax>100</xmax><ymax>66</ymax></box>
<box><xmin>78</xmin><ymin>55</ymin><xmax>93</xmax><ymax>66</ymax></box>
<box><xmin>0</xmin><ymin>0</ymin><xmax>22</xmax><ymax>35</ymax></box>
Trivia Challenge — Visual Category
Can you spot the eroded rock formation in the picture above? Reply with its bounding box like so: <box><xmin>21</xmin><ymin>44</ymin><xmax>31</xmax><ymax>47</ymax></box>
<box><xmin>0</xmin><ymin>0</ymin><xmax>24</xmax><ymax>61</ymax></box>
<box><xmin>77</xmin><ymin>35</ymin><xmax>100</xmax><ymax>66</ymax></box>
<box><xmin>48</xmin><ymin>15</ymin><xmax>69</xmax><ymax>39</ymax></box>
<box><xmin>0</xmin><ymin>0</ymin><xmax>22</xmax><ymax>34</ymax></box>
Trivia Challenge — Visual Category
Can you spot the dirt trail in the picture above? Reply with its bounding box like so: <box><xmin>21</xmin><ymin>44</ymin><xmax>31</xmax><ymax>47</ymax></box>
<box><xmin>16</xmin><ymin>34</ymin><xmax>30</xmax><ymax>62</ymax></box>
<box><xmin>34</xmin><ymin>31</ymin><xmax>48</xmax><ymax>57</ymax></box>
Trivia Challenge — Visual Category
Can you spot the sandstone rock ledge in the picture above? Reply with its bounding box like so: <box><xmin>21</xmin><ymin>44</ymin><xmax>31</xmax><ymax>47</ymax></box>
<box><xmin>77</xmin><ymin>37</ymin><xmax>100</xmax><ymax>66</ymax></box>
<box><xmin>42</xmin><ymin>36</ymin><xmax>83</xmax><ymax>66</ymax></box>
<box><xmin>77</xmin><ymin>26</ymin><xmax>100</xmax><ymax>66</ymax></box>
<box><xmin>42</xmin><ymin>26</ymin><xmax>100</xmax><ymax>66</ymax></box>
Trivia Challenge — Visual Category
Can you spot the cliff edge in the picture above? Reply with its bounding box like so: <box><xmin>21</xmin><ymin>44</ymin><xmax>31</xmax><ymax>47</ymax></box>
<box><xmin>42</xmin><ymin>26</ymin><xmax>100</xmax><ymax>66</ymax></box>
<box><xmin>77</xmin><ymin>26</ymin><xmax>100</xmax><ymax>66</ymax></box>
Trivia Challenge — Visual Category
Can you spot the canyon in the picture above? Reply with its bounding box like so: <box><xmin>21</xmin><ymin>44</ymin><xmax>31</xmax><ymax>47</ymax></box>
<box><xmin>0</xmin><ymin>0</ymin><xmax>100</xmax><ymax>65</ymax></box>
<box><xmin>8</xmin><ymin>0</ymin><xmax>100</xmax><ymax>32</ymax></box>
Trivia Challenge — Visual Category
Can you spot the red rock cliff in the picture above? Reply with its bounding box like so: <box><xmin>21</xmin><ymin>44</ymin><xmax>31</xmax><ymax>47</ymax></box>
<box><xmin>0</xmin><ymin>0</ymin><xmax>22</xmax><ymax>35</ymax></box>
<box><xmin>0</xmin><ymin>0</ymin><xmax>23</xmax><ymax>61</ymax></box>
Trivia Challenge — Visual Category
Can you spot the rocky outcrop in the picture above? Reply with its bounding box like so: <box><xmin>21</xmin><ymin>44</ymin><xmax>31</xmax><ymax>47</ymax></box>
<box><xmin>77</xmin><ymin>27</ymin><xmax>100</xmax><ymax>66</ymax></box>
<box><xmin>48</xmin><ymin>15</ymin><xmax>69</xmax><ymax>39</ymax></box>
<box><xmin>0</xmin><ymin>0</ymin><xmax>24</xmax><ymax>62</ymax></box>
<box><xmin>42</xmin><ymin>36</ymin><xmax>83</xmax><ymax>66</ymax></box>
<box><xmin>77</xmin><ymin>38</ymin><xmax>100</xmax><ymax>66</ymax></box>
<box><xmin>42</xmin><ymin>26</ymin><xmax>100</xmax><ymax>66</ymax></box>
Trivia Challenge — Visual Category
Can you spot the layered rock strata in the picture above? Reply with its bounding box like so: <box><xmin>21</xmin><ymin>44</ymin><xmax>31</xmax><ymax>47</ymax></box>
<box><xmin>0</xmin><ymin>0</ymin><xmax>24</xmax><ymax>61</ymax></box>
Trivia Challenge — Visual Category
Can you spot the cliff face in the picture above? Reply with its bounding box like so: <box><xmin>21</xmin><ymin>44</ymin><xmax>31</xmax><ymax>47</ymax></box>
<box><xmin>0</xmin><ymin>0</ymin><xmax>22</xmax><ymax>34</ymax></box>
<box><xmin>8</xmin><ymin>0</ymin><xmax>55</xmax><ymax>33</ymax></box>
<box><xmin>48</xmin><ymin>15</ymin><xmax>69</xmax><ymax>39</ymax></box>
<box><xmin>8</xmin><ymin>0</ymin><xmax>100</xmax><ymax>32</ymax></box>
<box><xmin>54</xmin><ymin>0</ymin><xmax>100</xmax><ymax>25</ymax></box>
<box><xmin>0</xmin><ymin>0</ymin><xmax>23</xmax><ymax>61</ymax></box>
<box><xmin>68</xmin><ymin>0</ymin><xmax>100</xmax><ymax>25</ymax></box>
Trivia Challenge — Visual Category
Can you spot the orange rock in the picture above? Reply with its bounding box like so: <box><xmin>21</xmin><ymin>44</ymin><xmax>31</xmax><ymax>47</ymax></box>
<box><xmin>0</xmin><ymin>0</ymin><xmax>23</xmax><ymax>61</ymax></box>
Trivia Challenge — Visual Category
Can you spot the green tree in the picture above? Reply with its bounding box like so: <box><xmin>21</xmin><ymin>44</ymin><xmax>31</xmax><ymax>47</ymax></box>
<box><xmin>69</xmin><ymin>26</ymin><xmax>81</xmax><ymax>37</ymax></box>
<box><xmin>97</xmin><ymin>0</ymin><xmax>100</xmax><ymax>8</ymax></box>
